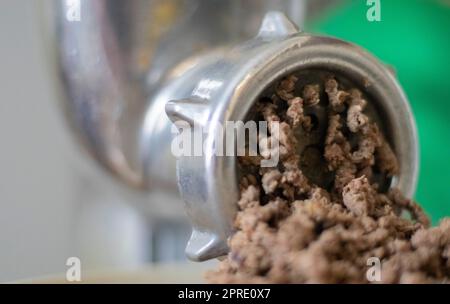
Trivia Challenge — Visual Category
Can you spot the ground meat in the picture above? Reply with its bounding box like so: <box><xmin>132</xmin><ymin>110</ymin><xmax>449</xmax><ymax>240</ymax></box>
<box><xmin>343</xmin><ymin>176</ymin><xmax>377</xmax><ymax>216</ymax></box>
<box><xmin>276</xmin><ymin>74</ymin><xmax>298</xmax><ymax>101</ymax></box>
<box><xmin>376</xmin><ymin>138</ymin><xmax>400</xmax><ymax>176</ymax></box>
<box><xmin>206</xmin><ymin>74</ymin><xmax>450</xmax><ymax>284</ymax></box>
<box><xmin>324</xmin><ymin>77</ymin><xmax>349</xmax><ymax>112</ymax></box>
<box><xmin>261</xmin><ymin>169</ymin><xmax>282</xmax><ymax>194</ymax></box>
<box><xmin>302</xmin><ymin>84</ymin><xmax>320</xmax><ymax>106</ymax></box>
<box><xmin>347</xmin><ymin>89</ymin><xmax>369</xmax><ymax>133</ymax></box>
<box><xmin>286</xmin><ymin>97</ymin><xmax>304</xmax><ymax>128</ymax></box>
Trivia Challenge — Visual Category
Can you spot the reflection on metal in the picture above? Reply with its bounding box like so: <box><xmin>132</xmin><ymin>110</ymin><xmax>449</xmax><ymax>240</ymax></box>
<box><xmin>49</xmin><ymin>0</ymin><xmax>306</xmax><ymax>190</ymax></box>
<box><xmin>48</xmin><ymin>1</ymin><xmax>418</xmax><ymax>261</ymax></box>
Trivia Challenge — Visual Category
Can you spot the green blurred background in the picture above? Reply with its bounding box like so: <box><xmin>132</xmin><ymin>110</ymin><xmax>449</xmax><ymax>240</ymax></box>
<box><xmin>307</xmin><ymin>0</ymin><xmax>450</xmax><ymax>224</ymax></box>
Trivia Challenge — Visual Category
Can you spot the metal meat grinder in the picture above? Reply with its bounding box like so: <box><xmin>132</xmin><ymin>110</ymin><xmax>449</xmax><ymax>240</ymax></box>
<box><xmin>48</xmin><ymin>0</ymin><xmax>418</xmax><ymax>262</ymax></box>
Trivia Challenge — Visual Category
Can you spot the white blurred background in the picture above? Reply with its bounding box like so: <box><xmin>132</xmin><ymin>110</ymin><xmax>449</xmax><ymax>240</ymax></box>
<box><xmin>0</xmin><ymin>0</ymin><xmax>78</xmax><ymax>281</ymax></box>
<box><xmin>0</xmin><ymin>0</ymin><xmax>194</xmax><ymax>282</ymax></box>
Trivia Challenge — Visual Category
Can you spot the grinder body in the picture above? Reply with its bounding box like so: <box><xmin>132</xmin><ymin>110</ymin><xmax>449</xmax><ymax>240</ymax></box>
<box><xmin>50</xmin><ymin>2</ymin><xmax>418</xmax><ymax>261</ymax></box>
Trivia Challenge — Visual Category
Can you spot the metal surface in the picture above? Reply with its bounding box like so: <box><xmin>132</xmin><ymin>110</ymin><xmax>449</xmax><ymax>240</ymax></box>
<box><xmin>166</xmin><ymin>13</ymin><xmax>419</xmax><ymax>261</ymax></box>
<box><xmin>49</xmin><ymin>0</ymin><xmax>305</xmax><ymax>191</ymax></box>
<box><xmin>46</xmin><ymin>0</ymin><xmax>306</xmax><ymax>222</ymax></box>
<box><xmin>49</xmin><ymin>1</ymin><xmax>418</xmax><ymax>262</ymax></box>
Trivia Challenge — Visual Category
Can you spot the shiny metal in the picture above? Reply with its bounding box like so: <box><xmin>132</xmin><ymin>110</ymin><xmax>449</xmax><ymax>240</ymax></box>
<box><xmin>48</xmin><ymin>0</ymin><xmax>305</xmax><ymax>191</ymax></box>
<box><xmin>48</xmin><ymin>0</ymin><xmax>418</xmax><ymax>262</ymax></box>
<box><xmin>166</xmin><ymin>13</ymin><xmax>419</xmax><ymax>261</ymax></box>
<box><xmin>46</xmin><ymin>0</ymin><xmax>306</xmax><ymax>221</ymax></box>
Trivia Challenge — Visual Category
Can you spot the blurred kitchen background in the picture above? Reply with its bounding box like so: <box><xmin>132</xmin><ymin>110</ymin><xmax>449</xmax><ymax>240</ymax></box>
<box><xmin>0</xmin><ymin>0</ymin><xmax>449</xmax><ymax>282</ymax></box>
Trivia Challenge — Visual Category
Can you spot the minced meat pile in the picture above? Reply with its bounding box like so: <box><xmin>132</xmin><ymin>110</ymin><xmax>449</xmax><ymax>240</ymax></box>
<box><xmin>206</xmin><ymin>74</ymin><xmax>450</xmax><ymax>284</ymax></box>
